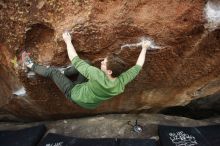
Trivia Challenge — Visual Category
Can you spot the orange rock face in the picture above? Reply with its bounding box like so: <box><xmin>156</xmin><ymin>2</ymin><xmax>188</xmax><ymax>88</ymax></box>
<box><xmin>0</xmin><ymin>0</ymin><xmax>220</xmax><ymax>121</ymax></box>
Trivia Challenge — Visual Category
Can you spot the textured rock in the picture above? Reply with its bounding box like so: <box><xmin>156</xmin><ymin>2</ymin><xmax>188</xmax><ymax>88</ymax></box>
<box><xmin>0</xmin><ymin>0</ymin><xmax>220</xmax><ymax>121</ymax></box>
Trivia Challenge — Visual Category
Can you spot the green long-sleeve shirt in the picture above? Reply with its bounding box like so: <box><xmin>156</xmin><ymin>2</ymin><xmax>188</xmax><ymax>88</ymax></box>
<box><xmin>70</xmin><ymin>56</ymin><xmax>142</xmax><ymax>109</ymax></box>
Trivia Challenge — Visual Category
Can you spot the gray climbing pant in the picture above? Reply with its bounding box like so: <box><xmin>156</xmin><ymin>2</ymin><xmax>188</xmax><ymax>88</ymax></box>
<box><xmin>30</xmin><ymin>61</ymin><xmax>90</xmax><ymax>99</ymax></box>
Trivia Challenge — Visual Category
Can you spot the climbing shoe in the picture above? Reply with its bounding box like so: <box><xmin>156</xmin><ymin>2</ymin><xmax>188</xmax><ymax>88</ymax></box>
<box><xmin>21</xmin><ymin>51</ymin><xmax>33</xmax><ymax>66</ymax></box>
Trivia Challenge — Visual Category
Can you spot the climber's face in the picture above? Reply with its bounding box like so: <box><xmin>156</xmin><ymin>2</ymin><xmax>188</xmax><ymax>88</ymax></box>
<box><xmin>101</xmin><ymin>57</ymin><xmax>108</xmax><ymax>72</ymax></box>
<box><xmin>101</xmin><ymin>57</ymin><xmax>112</xmax><ymax>76</ymax></box>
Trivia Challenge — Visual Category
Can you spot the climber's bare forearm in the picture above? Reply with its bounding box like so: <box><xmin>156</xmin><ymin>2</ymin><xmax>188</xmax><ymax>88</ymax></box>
<box><xmin>136</xmin><ymin>40</ymin><xmax>151</xmax><ymax>67</ymax></box>
<box><xmin>65</xmin><ymin>41</ymin><xmax>78</xmax><ymax>61</ymax></box>
<box><xmin>62</xmin><ymin>31</ymin><xmax>78</xmax><ymax>61</ymax></box>
<box><xmin>136</xmin><ymin>47</ymin><xmax>147</xmax><ymax>67</ymax></box>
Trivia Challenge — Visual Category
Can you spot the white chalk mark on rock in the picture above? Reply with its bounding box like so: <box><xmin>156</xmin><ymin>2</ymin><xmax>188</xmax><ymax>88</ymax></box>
<box><xmin>13</xmin><ymin>86</ymin><xmax>26</xmax><ymax>96</ymax></box>
<box><xmin>205</xmin><ymin>1</ymin><xmax>220</xmax><ymax>30</ymax></box>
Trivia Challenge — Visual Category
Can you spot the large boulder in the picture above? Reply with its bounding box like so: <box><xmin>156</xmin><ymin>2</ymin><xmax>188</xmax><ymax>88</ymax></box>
<box><xmin>0</xmin><ymin>0</ymin><xmax>220</xmax><ymax>121</ymax></box>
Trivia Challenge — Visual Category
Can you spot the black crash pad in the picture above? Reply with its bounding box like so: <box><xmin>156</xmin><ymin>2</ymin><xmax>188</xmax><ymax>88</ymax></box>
<box><xmin>38</xmin><ymin>133</ymin><xmax>116</xmax><ymax>146</ymax></box>
<box><xmin>197</xmin><ymin>125</ymin><xmax>220</xmax><ymax>146</ymax></box>
<box><xmin>38</xmin><ymin>133</ymin><xmax>158</xmax><ymax>146</ymax></box>
<box><xmin>119</xmin><ymin>139</ymin><xmax>157</xmax><ymax>146</ymax></box>
<box><xmin>0</xmin><ymin>124</ymin><xmax>46</xmax><ymax>146</ymax></box>
<box><xmin>158</xmin><ymin>125</ymin><xmax>220</xmax><ymax>146</ymax></box>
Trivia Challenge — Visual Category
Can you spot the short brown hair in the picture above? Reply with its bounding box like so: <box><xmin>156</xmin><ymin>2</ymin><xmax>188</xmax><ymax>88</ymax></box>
<box><xmin>106</xmin><ymin>53</ymin><xmax>127</xmax><ymax>77</ymax></box>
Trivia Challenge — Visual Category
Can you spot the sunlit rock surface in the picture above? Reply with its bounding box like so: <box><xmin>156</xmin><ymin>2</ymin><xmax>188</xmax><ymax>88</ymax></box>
<box><xmin>0</xmin><ymin>0</ymin><xmax>220</xmax><ymax>121</ymax></box>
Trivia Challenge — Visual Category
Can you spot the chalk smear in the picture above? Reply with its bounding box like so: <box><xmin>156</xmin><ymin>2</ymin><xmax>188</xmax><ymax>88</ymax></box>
<box><xmin>205</xmin><ymin>1</ymin><xmax>220</xmax><ymax>30</ymax></box>
<box><xmin>13</xmin><ymin>86</ymin><xmax>26</xmax><ymax>96</ymax></box>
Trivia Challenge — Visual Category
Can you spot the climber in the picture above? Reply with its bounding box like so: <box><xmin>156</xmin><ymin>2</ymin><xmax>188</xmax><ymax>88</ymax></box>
<box><xmin>22</xmin><ymin>31</ymin><xmax>150</xmax><ymax>109</ymax></box>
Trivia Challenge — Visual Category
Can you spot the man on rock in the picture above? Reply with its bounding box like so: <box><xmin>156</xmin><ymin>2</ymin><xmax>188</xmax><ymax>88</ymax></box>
<box><xmin>22</xmin><ymin>31</ymin><xmax>150</xmax><ymax>109</ymax></box>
